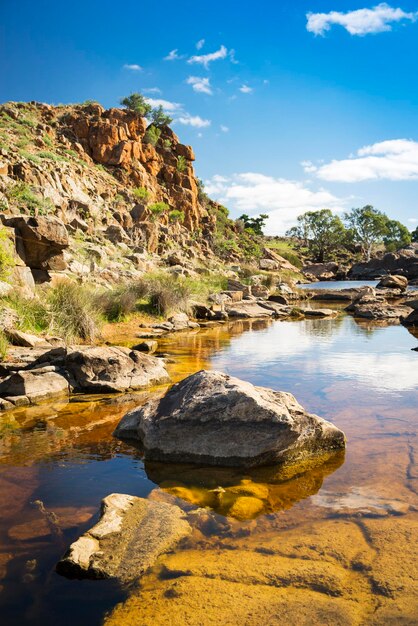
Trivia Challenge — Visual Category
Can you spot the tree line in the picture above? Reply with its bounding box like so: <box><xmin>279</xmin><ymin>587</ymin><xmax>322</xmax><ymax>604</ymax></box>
<box><xmin>286</xmin><ymin>206</ymin><xmax>416</xmax><ymax>263</ymax></box>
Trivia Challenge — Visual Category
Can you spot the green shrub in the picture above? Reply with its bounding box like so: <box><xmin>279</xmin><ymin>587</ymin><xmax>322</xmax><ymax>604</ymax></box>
<box><xmin>144</xmin><ymin>125</ymin><xmax>161</xmax><ymax>146</ymax></box>
<box><xmin>43</xmin><ymin>135</ymin><xmax>53</xmax><ymax>148</ymax></box>
<box><xmin>133</xmin><ymin>187</ymin><xmax>150</xmax><ymax>202</ymax></box>
<box><xmin>47</xmin><ymin>281</ymin><xmax>101</xmax><ymax>342</ymax></box>
<box><xmin>150</xmin><ymin>105</ymin><xmax>172</xmax><ymax>127</ymax></box>
<box><xmin>163</xmin><ymin>139</ymin><xmax>172</xmax><ymax>151</ymax></box>
<box><xmin>120</xmin><ymin>93</ymin><xmax>152</xmax><ymax>117</ymax></box>
<box><xmin>96</xmin><ymin>282</ymin><xmax>147</xmax><ymax>322</ymax></box>
<box><xmin>0</xmin><ymin>330</ymin><xmax>8</xmax><ymax>361</ymax></box>
<box><xmin>169</xmin><ymin>209</ymin><xmax>185</xmax><ymax>223</ymax></box>
<box><xmin>149</xmin><ymin>201</ymin><xmax>168</xmax><ymax>221</ymax></box>
<box><xmin>0</xmin><ymin>227</ymin><xmax>15</xmax><ymax>280</ymax></box>
<box><xmin>176</xmin><ymin>155</ymin><xmax>187</xmax><ymax>172</ymax></box>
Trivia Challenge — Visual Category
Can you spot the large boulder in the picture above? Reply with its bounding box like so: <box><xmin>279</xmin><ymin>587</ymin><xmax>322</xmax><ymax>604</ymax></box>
<box><xmin>3</xmin><ymin>215</ymin><xmax>69</xmax><ymax>270</ymax></box>
<box><xmin>114</xmin><ymin>370</ymin><xmax>345</xmax><ymax>468</ymax></box>
<box><xmin>376</xmin><ymin>275</ymin><xmax>408</xmax><ymax>290</ymax></box>
<box><xmin>63</xmin><ymin>346</ymin><xmax>170</xmax><ymax>393</ymax></box>
<box><xmin>56</xmin><ymin>494</ymin><xmax>191</xmax><ymax>582</ymax></box>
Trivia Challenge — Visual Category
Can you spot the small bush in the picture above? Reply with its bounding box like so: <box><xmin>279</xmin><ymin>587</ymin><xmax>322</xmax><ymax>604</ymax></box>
<box><xmin>38</xmin><ymin>150</ymin><xmax>65</xmax><ymax>162</ymax></box>
<box><xmin>149</xmin><ymin>201</ymin><xmax>168</xmax><ymax>221</ymax></box>
<box><xmin>47</xmin><ymin>282</ymin><xmax>101</xmax><ymax>343</ymax></box>
<box><xmin>176</xmin><ymin>155</ymin><xmax>187</xmax><ymax>172</ymax></box>
<box><xmin>43</xmin><ymin>135</ymin><xmax>53</xmax><ymax>148</ymax></box>
<box><xmin>133</xmin><ymin>187</ymin><xmax>150</xmax><ymax>202</ymax></box>
<box><xmin>169</xmin><ymin>209</ymin><xmax>185</xmax><ymax>223</ymax></box>
<box><xmin>144</xmin><ymin>125</ymin><xmax>161</xmax><ymax>146</ymax></box>
<box><xmin>163</xmin><ymin>139</ymin><xmax>172</xmax><ymax>151</ymax></box>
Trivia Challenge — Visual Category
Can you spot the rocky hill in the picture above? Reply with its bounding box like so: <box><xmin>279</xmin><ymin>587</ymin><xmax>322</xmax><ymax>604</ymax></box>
<box><xmin>0</xmin><ymin>100</ymin><xmax>291</xmax><ymax>291</ymax></box>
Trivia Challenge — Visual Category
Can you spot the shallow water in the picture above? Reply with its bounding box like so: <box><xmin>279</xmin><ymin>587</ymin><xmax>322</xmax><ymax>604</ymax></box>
<box><xmin>299</xmin><ymin>279</ymin><xmax>418</xmax><ymax>290</ymax></box>
<box><xmin>0</xmin><ymin>313</ymin><xmax>417</xmax><ymax>624</ymax></box>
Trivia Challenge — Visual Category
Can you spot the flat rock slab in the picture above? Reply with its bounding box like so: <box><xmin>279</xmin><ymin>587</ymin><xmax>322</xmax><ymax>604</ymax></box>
<box><xmin>300</xmin><ymin>308</ymin><xmax>338</xmax><ymax>318</ymax></box>
<box><xmin>115</xmin><ymin>370</ymin><xmax>345</xmax><ymax>468</ymax></box>
<box><xmin>226</xmin><ymin>302</ymin><xmax>274</xmax><ymax>318</ymax></box>
<box><xmin>56</xmin><ymin>494</ymin><xmax>191</xmax><ymax>583</ymax></box>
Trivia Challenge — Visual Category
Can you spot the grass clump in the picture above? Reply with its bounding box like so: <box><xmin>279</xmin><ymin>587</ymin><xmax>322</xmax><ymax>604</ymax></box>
<box><xmin>0</xmin><ymin>330</ymin><xmax>8</xmax><ymax>361</ymax></box>
<box><xmin>147</xmin><ymin>274</ymin><xmax>192</xmax><ymax>316</ymax></box>
<box><xmin>0</xmin><ymin>227</ymin><xmax>15</xmax><ymax>280</ymax></box>
<box><xmin>6</xmin><ymin>182</ymin><xmax>54</xmax><ymax>215</ymax></box>
<box><xmin>3</xmin><ymin>293</ymin><xmax>49</xmax><ymax>333</ymax></box>
<box><xmin>47</xmin><ymin>281</ymin><xmax>101</xmax><ymax>343</ymax></box>
<box><xmin>96</xmin><ymin>282</ymin><xmax>147</xmax><ymax>322</ymax></box>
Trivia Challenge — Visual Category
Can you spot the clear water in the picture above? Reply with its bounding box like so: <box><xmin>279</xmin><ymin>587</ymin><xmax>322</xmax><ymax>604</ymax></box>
<box><xmin>0</xmin><ymin>313</ymin><xmax>417</xmax><ymax>624</ymax></box>
<box><xmin>298</xmin><ymin>279</ymin><xmax>418</xmax><ymax>290</ymax></box>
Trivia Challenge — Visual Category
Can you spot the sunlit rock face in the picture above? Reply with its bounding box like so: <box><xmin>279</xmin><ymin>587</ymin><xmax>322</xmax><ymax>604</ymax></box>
<box><xmin>114</xmin><ymin>370</ymin><xmax>346</xmax><ymax>468</ymax></box>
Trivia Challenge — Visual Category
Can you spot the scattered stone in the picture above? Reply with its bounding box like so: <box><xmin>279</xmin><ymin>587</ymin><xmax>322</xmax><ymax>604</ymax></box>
<box><xmin>226</xmin><ymin>302</ymin><xmax>274</xmax><ymax>318</ymax></box>
<box><xmin>62</xmin><ymin>346</ymin><xmax>170</xmax><ymax>393</ymax></box>
<box><xmin>0</xmin><ymin>370</ymin><xmax>69</xmax><ymax>403</ymax></box>
<box><xmin>376</xmin><ymin>275</ymin><xmax>408</xmax><ymax>290</ymax></box>
<box><xmin>115</xmin><ymin>370</ymin><xmax>345</xmax><ymax>468</ymax></box>
<box><xmin>132</xmin><ymin>340</ymin><xmax>158</xmax><ymax>353</ymax></box>
<box><xmin>300</xmin><ymin>308</ymin><xmax>338</xmax><ymax>318</ymax></box>
<box><xmin>56</xmin><ymin>494</ymin><xmax>191</xmax><ymax>583</ymax></box>
<box><xmin>4</xmin><ymin>329</ymin><xmax>48</xmax><ymax>348</ymax></box>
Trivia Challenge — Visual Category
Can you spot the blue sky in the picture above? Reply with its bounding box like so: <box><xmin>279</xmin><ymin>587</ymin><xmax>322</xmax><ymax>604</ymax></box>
<box><xmin>1</xmin><ymin>0</ymin><xmax>418</xmax><ymax>234</ymax></box>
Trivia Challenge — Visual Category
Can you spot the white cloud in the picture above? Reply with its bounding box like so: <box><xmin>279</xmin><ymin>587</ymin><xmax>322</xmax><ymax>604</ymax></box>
<box><xmin>239</xmin><ymin>84</ymin><xmax>253</xmax><ymax>94</ymax></box>
<box><xmin>163</xmin><ymin>49</ymin><xmax>185</xmax><ymax>61</ymax></box>
<box><xmin>308</xmin><ymin>139</ymin><xmax>418</xmax><ymax>182</ymax></box>
<box><xmin>196</xmin><ymin>38</ymin><xmax>205</xmax><ymax>50</ymax></box>
<box><xmin>145</xmin><ymin>98</ymin><xmax>182</xmax><ymax>112</ymax></box>
<box><xmin>205</xmin><ymin>172</ymin><xmax>345</xmax><ymax>234</ymax></box>
<box><xmin>186</xmin><ymin>76</ymin><xmax>213</xmax><ymax>95</ymax></box>
<box><xmin>177</xmin><ymin>114</ymin><xmax>211</xmax><ymax>128</ymax></box>
<box><xmin>188</xmin><ymin>45</ymin><xmax>228</xmax><ymax>69</ymax></box>
<box><xmin>142</xmin><ymin>87</ymin><xmax>162</xmax><ymax>94</ymax></box>
<box><xmin>407</xmin><ymin>217</ymin><xmax>418</xmax><ymax>224</ymax></box>
<box><xmin>307</xmin><ymin>3</ymin><xmax>418</xmax><ymax>36</ymax></box>
<box><xmin>123</xmin><ymin>64</ymin><xmax>142</xmax><ymax>71</ymax></box>
<box><xmin>220</xmin><ymin>125</ymin><xmax>229</xmax><ymax>133</ymax></box>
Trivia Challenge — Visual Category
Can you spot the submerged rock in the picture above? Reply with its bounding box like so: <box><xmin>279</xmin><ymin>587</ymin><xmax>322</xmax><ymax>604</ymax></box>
<box><xmin>115</xmin><ymin>370</ymin><xmax>345</xmax><ymax>468</ymax></box>
<box><xmin>56</xmin><ymin>494</ymin><xmax>191</xmax><ymax>583</ymax></box>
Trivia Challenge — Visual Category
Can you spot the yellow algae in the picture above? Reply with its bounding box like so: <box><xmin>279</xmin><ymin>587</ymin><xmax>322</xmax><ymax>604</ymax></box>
<box><xmin>223</xmin><ymin>495</ymin><xmax>265</xmax><ymax>520</ymax></box>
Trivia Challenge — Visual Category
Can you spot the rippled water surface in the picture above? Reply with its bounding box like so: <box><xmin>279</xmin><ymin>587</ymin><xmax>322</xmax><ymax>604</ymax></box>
<box><xmin>0</xmin><ymin>312</ymin><xmax>417</xmax><ymax>625</ymax></box>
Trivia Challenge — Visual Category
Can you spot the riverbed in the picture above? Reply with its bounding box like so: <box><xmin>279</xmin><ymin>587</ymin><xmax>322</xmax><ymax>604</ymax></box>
<box><xmin>0</xmin><ymin>310</ymin><xmax>417</xmax><ymax>624</ymax></box>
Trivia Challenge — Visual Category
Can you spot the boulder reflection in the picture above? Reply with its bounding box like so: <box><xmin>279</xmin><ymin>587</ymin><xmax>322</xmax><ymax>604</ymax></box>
<box><xmin>145</xmin><ymin>450</ymin><xmax>345</xmax><ymax>521</ymax></box>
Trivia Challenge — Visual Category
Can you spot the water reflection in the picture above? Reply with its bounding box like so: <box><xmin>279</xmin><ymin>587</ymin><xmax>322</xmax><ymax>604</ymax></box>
<box><xmin>145</xmin><ymin>451</ymin><xmax>345</xmax><ymax>520</ymax></box>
